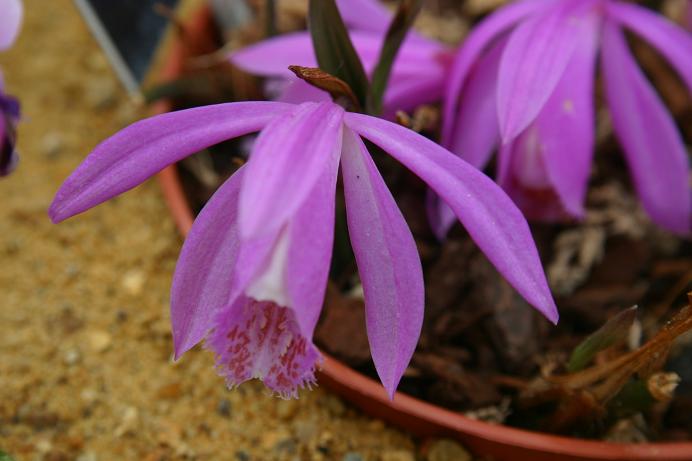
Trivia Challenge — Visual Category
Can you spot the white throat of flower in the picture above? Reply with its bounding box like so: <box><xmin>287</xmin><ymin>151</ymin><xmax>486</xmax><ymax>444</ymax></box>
<box><xmin>245</xmin><ymin>229</ymin><xmax>291</xmax><ymax>306</ymax></box>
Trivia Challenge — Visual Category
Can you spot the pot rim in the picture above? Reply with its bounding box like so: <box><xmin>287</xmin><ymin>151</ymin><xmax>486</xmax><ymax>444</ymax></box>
<box><xmin>153</xmin><ymin>5</ymin><xmax>692</xmax><ymax>460</ymax></box>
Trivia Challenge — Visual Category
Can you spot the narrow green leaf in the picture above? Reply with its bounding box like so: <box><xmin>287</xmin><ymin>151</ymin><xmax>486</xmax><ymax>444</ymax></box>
<box><xmin>608</xmin><ymin>379</ymin><xmax>655</xmax><ymax>419</ymax></box>
<box><xmin>567</xmin><ymin>306</ymin><xmax>638</xmax><ymax>372</ymax></box>
<box><xmin>368</xmin><ymin>0</ymin><xmax>424</xmax><ymax>115</ymax></box>
<box><xmin>308</xmin><ymin>0</ymin><xmax>369</xmax><ymax>109</ymax></box>
<box><xmin>265</xmin><ymin>0</ymin><xmax>277</xmax><ymax>37</ymax></box>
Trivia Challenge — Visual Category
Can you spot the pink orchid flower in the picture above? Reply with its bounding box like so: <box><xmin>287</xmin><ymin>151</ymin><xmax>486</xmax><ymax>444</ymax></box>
<box><xmin>0</xmin><ymin>0</ymin><xmax>22</xmax><ymax>176</ymax></box>
<box><xmin>0</xmin><ymin>84</ymin><xmax>19</xmax><ymax>176</ymax></box>
<box><xmin>50</xmin><ymin>100</ymin><xmax>557</xmax><ymax>398</ymax></box>
<box><xmin>0</xmin><ymin>0</ymin><xmax>22</xmax><ymax>51</ymax></box>
<box><xmin>229</xmin><ymin>0</ymin><xmax>452</xmax><ymax>117</ymax></box>
<box><xmin>435</xmin><ymin>0</ymin><xmax>691</xmax><ymax>236</ymax></box>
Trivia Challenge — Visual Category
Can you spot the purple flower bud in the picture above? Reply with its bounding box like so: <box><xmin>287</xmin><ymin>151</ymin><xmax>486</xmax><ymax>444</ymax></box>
<box><xmin>0</xmin><ymin>92</ymin><xmax>19</xmax><ymax>177</ymax></box>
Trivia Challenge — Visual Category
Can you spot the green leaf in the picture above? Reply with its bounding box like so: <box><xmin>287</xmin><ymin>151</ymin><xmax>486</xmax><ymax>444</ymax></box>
<box><xmin>567</xmin><ymin>306</ymin><xmax>638</xmax><ymax>372</ymax></box>
<box><xmin>368</xmin><ymin>0</ymin><xmax>424</xmax><ymax>115</ymax></box>
<box><xmin>308</xmin><ymin>0</ymin><xmax>369</xmax><ymax>109</ymax></box>
<box><xmin>0</xmin><ymin>450</ymin><xmax>16</xmax><ymax>461</ymax></box>
<box><xmin>607</xmin><ymin>379</ymin><xmax>655</xmax><ymax>419</ymax></box>
<box><xmin>265</xmin><ymin>0</ymin><xmax>277</xmax><ymax>37</ymax></box>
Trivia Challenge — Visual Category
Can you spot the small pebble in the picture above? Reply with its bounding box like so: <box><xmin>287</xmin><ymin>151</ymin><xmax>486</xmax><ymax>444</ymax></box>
<box><xmin>156</xmin><ymin>382</ymin><xmax>182</xmax><ymax>399</ymax></box>
<box><xmin>234</xmin><ymin>450</ymin><xmax>250</xmax><ymax>461</ymax></box>
<box><xmin>43</xmin><ymin>451</ymin><xmax>69</xmax><ymax>461</ymax></box>
<box><xmin>36</xmin><ymin>439</ymin><xmax>53</xmax><ymax>453</ymax></box>
<box><xmin>121</xmin><ymin>270</ymin><xmax>145</xmax><ymax>296</ymax></box>
<box><xmin>86</xmin><ymin>330</ymin><xmax>112</xmax><ymax>353</ymax></box>
<box><xmin>294</xmin><ymin>420</ymin><xmax>317</xmax><ymax>441</ymax></box>
<box><xmin>114</xmin><ymin>406</ymin><xmax>138</xmax><ymax>437</ymax></box>
<box><xmin>427</xmin><ymin>439</ymin><xmax>472</xmax><ymax>461</ymax></box>
<box><xmin>75</xmin><ymin>453</ymin><xmax>97</xmax><ymax>461</ymax></box>
<box><xmin>381</xmin><ymin>450</ymin><xmax>415</xmax><ymax>461</ymax></box>
<box><xmin>325</xmin><ymin>395</ymin><xmax>345</xmax><ymax>417</ymax></box>
<box><xmin>216</xmin><ymin>398</ymin><xmax>232</xmax><ymax>417</ymax></box>
<box><xmin>87</xmin><ymin>52</ymin><xmax>109</xmax><ymax>71</ymax></box>
<box><xmin>273</xmin><ymin>438</ymin><xmax>297</xmax><ymax>455</ymax></box>
<box><xmin>41</xmin><ymin>132</ymin><xmax>64</xmax><ymax>158</ymax></box>
<box><xmin>115</xmin><ymin>310</ymin><xmax>128</xmax><ymax>322</ymax></box>
<box><xmin>80</xmin><ymin>388</ymin><xmax>98</xmax><ymax>403</ymax></box>
<box><xmin>261</xmin><ymin>431</ymin><xmax>281</xmax><ymax>450</ymax></box>
<box><xmin>85</xmin><ymin>77</ymin><xmax>118</xmax><ymax>111</ymax></box>
<box><xmin>63</xmin><ymin>348</ymin><xmax>81</xmax><ymax>365</ymax></box>
<box><xmin>276</xmin><ymin>399</ymin><xmax>299</xmax><ymax>420</ymax></box>
<box><xmin>342</xmin><ymin>453</ymin><xmax>365</xmax><ymax>461</ymax></box>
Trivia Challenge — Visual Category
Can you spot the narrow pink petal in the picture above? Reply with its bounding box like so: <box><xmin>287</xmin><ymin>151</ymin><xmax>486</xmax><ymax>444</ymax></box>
<box><xmin>206</xmin><ymin>297</ymin><xmax>321</xmax><ymax>398</ymax></box>
<box><xmin>382</xmin><ymin>73</ymin><xmax>445</xmax><ymax>118</ymax></box>
<box><xmin>284</xmin><ymin>150</ymin><xmax>340</xmax><ymax>337</ymax></box>
<box><xmin>441</xmin><ymin>0</ymin><xmax>550</xmax><ymax>146</ymax></box>
<box><xmin>341</xmin><ymin>127</ymin><xmax>424</xmax><ymax>398</ymax></box>
<box><xmin>497</xmin><ymin>0</ymin><xmax>595</xmax><ymax>141</ymax></box>
<box><xmin>336</xmin><ymin>0</ymin><xmax>392</xmax><ymax>33</ymax></box>
<box><xmin>426</xmin><ymin>191</ymin><xmax>457</xmax><ymax>241</ymax></box>
<box><xmin>536</xmin><ymin>16</ymin><xmax>599</xmax><ymax>217</ymax></box>
<box><xmin>272</xmin><ymin>43</ymin><xmax>446</xmax><ymax>114</ymax></box>
<box><xmin>0</xmin><ymin>0</ymin><xmax>22</xmax><ymax>51</ymax></box>
<box><xmin>447</xmin><ymin>38</ymin><xmax>504</xmax><ymax>168</ymax></box>
<box><xmin>230</xmin><ymin>23</ymin><xmax>447</xmax><ymax>112</ymax></box>
<box><xmin>171</xmin><ymin>168</ymin><xmax>246</xmax><ymax>358</ymax></box>
<box><xmin>229</xmin><ymin>161</ymin><xmax>338</xmax><ymax>338</ymax></box>
<box><xmin>230</xmin><ymin>29</ymin><xmax>440</xmax><ymax>78</ymax></box>
<box><xmin>230</xmin><ymin>32</ymin><xmax>317</xmax><ymax>78</ymax></box>
<box><xmin>170</xmin><ymin>168</ymin><xmax>297</xmax><ymax>359</ymax></box>
<box><xmin>49</xmin><ymin>102</ymin><xmax>290</xmax><ymax>223</ymax></box>
<box><xmin>336</xmin><ymin>0</ymin><xmax>434</xmax><ymax>46</ymax></box>
<box><xmin>277</xmin><ymin>79</ymin><xmax>331</xmax><ymax>104</ymax></box>
<box><xmin>606</xmin><ymin>1</ymin><xmax>692</xmax><ymax>94</ymax></box>
<box><xmin>204</xmin><ymin>165</ymin><xmax>338</xmax><ymax>397</ymax></box>
<box><xmin>238</xmin><ymin>102</ymin><xmax>344</xmax><ymax>238</ymax></box>
<box><xmin>432</xmin><ymin>40</ymin><xmax>505</xmax><ymax>240</ymax></box>
<box><xmin>601</xmin><ymin>21</ymin><xmax>691</xmax><ymax>234</ymax></box>
<box><xmin>388</xmin><ymin>39</ymin><xmax>449</xmax><ymax>78</ymax></box>
<box><xmin>497</xmin><ymin>134</ymin><xmax>574</xmax><ymax>221</ymax></box>
<box><xmin>498</xmin><ymin>14</ymin><xmax>599</xmax><ymax>220</ymax></box>
<box><xmin>346</xmin><ymin>113</ymin><xmax>558</xmax><ymax>323</ymax></box>
<box><xmin>380</xmin><ymin>40</ymin><xmax>451</xmax><ymax>115</ymax></box>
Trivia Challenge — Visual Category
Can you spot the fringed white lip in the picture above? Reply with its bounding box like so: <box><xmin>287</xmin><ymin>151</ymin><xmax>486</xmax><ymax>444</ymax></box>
<box><xmin>206</xmin><ymin>297</ymin><xmax>320</xmax><ymax>399</ymax></box>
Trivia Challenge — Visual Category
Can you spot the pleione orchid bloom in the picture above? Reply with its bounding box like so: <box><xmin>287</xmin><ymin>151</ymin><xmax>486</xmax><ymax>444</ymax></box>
<box><xmin>50</xmin><ymin>100</ymin><xmax>557</xmax><ymax>398</ymax></box>
<box><xmin>0</xmin><ymin>0</ymin><xmax>22</xmax><ymax>177</ymax></box>
<box><xmin>0</xmin><ymin>0</ymin><xmax>22</xmax><ymax>51</ymax></box>
<box><xmin>0</xmin><ymin>84</ymin><xmax>19</xmax><ymax>176</ymax></box>
<box><xmin>434</xmin><ymin>0</ymin><xmax>692</xmax><ymax>237</ymax></box>
<box><xmin>229</xmin><ymin>0</ymin><xmax>452</xmax><ymax>117</ymax></box>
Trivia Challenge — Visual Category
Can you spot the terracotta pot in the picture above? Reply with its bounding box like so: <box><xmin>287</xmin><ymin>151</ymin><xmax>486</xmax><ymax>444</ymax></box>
<box><xmin>154</xmin><ymin>6</ymin><xmax>692</xmax><ymax>461</ymax></box>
